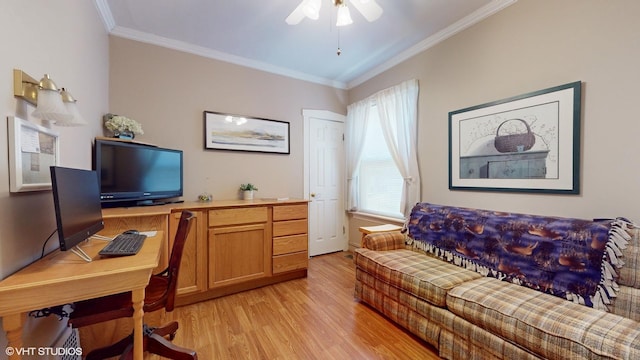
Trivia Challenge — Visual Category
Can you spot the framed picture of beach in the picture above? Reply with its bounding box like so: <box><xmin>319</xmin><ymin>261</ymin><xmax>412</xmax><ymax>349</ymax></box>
<box><xmin>203</xmin><ymin>111</ymin><xmax>290</xmax><ymax>154</ymax></box>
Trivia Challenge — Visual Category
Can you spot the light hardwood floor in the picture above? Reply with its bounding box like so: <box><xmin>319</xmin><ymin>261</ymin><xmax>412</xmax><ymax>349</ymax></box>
<box><xmin>150</xmin><ymin>251</ymin><xmax>440</xmax><ymax>359</ymax></box>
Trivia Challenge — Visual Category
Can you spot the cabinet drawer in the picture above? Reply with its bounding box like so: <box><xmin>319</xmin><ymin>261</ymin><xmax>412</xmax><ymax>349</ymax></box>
<box><xmin>273</xmin><ymin>204</ymin><xmax>308</xmax><ymax>221</ymax></box>
<box><xmin>273</xmin><ymin>234</ymin><xmax>307</xmax><ymax>256</ymax></box>
<box><xmin>273</xmin><ymin>251</ymin><xmax>308</xmax><ymax>274</ymax></box>
<box><xmin>273</xmin><ymin>219</ymin><xmax>307</xmax><ymax>237</ymax></box>
<box><xmin>209</xmin><ymin>207</ymin><xmax>267</xmax><ymax>227</ymax></box>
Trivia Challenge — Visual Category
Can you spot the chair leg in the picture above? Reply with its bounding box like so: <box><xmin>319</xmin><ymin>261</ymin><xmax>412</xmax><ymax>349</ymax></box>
<box><xmin>147</xmin><ymin>332</ymin><xmax>198</xmax><ymax>360</ymax></box>
<box><xmin>152</xmin><ymin>321</ymin><xmax>180</xmax><ymax>341</ymax></box>
<box><xmin>86</xmin><ymin>333</ymin><xmax>134</xmax><ymax>360</ymax></box>
<box><xmin>86</xmin><ymin>322</ymin><xmax>196</xmax><ymax>360</ymax></box>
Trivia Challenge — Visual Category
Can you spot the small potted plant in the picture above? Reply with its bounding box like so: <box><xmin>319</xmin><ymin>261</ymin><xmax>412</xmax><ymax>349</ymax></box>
<box><xmin>239</xmin><ymin>183</ymin><xmax>258</xmax><ymax>200</ymax></box>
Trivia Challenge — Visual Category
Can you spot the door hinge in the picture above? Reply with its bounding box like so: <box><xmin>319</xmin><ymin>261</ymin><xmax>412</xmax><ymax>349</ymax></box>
<box><xmin>343</xmin><ymin>226</ymin><xmax>346</xmax><ymax>234</ymax></box>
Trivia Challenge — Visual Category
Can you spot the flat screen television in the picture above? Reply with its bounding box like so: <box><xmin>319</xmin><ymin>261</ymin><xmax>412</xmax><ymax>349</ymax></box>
<box><xmin>94</xmin><ymin>139</ymin><xmax>183</xmax><ymax>207</ymax></box>
<box><xmin>50</xmin><ymin>166</ymin><xmax>105</xmax><ymax>251</ymax></box>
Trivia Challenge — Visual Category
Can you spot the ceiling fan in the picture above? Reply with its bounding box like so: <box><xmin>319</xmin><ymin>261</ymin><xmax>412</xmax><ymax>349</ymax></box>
<box><xmin>286</xmin><ymin>0</ymin><xmax>383</xmax><ymax>26</ymax></box>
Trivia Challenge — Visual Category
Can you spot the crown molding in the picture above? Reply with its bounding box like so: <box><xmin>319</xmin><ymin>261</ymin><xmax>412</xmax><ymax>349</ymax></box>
<box><xmin>94</xmin><ymin>0</ymin><xmax>516</xmax><ymax>90</ymax></box>
<box><xmin>108</xmin><ymin>26</ymin><xmax>349</xmax><ymax>90</ymax></box>
<box><xmin>347</xmin><ymin>0</ymin><xmax>518</xmax><ymax>89</ymax></box>
<box><xmin>93</xmin><ymin>0</ymin><xmax>116</xmax><ymax>32</ymax></box>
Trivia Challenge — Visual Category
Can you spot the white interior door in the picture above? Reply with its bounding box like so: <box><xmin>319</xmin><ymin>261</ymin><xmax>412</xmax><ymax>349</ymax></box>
<box><xmin>304</xmin><ymin>110</ymin><xmax>346</xmax><ymax>256</ymax></box>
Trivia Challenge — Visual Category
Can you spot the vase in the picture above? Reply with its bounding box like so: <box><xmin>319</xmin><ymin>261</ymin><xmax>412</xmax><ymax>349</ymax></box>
<box><xmin>114</xmin><ymin>130</ymin><xmax>135</xmax><ymax>140</ymax></box>
<box><xmin>243</xmin><ymin>190</ymin><xmax>254</xmax><ymax>200</ymax></box>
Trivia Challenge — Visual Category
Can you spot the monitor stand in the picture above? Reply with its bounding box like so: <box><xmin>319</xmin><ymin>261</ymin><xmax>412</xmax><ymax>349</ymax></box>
<box><xmin>71</xmin><ymin>245</ymin><xmax>92</xmax><ymax>262</ymax></box>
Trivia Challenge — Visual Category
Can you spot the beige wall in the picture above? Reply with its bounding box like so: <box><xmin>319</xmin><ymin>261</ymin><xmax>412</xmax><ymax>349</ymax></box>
<box><xmin>0</xmin><ymin>0</ymin><xmax>109</xmax><ymax>351</ymax></box>
<box><xmin>109</xmin><ymin>37</ymin><xmax>348</xmax><ymax>202</ymax></box>
<box><xmin>350</xmin><ymin>0</ymin><xmax>640</xmax><ymax>229</ymax></box>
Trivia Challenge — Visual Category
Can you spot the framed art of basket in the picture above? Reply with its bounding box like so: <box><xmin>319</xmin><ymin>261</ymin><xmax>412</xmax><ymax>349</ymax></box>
<box><xmin>448</xmin><ymin>81</ymin><xmax>582</xmax><ymax>194</ymax></box>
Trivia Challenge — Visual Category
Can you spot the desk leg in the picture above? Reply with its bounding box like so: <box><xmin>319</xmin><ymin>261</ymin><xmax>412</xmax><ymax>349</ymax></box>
<box><xmin>3</xmin><ymin>313</ymin><xmax>25</xmax><ymax>360</ymax></box>
<box><xmin>131</xmin><ymin>288</ymin><xmax>145</xmax><ymax>360</ymax></box>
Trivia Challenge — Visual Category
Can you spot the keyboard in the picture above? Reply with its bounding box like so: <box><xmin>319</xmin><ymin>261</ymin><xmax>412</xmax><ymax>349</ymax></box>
<box><xmin>99</xmin><ymin>233</ymin><xmax>147</xmax><ymax>257</ymax></box>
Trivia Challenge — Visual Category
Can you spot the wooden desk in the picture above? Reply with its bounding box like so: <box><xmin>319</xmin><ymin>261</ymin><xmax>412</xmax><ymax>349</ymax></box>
<box><xmin>0</xmin><ymin>233</ymin><xmax>162</xmax><ymax>360</ymax></box>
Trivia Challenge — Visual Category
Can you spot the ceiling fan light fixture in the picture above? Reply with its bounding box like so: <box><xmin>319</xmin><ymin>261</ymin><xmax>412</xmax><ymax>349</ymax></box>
<box><xmin>286</xmin><ymin>0</ymin><xmax>382</xmax><ymax>26</ymax></box>
<box><xmin>336</xmin><ymin>4</ymin><xmax>353</xmax><ymax>27</ymax></box>
<box><xmin>303</xmin><ymin>0</ymin><xmax>321</xmax><ymax>20</ymax></box>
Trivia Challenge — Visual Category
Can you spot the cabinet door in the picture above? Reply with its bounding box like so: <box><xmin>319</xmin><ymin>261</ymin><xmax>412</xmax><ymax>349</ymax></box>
<box><xmin>209</xmin><ymin>223</ymin><xmax>271</xmax><ymax>288</ymax></box>
<box><xmin>169</xmin><ymin>210</ymin><xmax>207</xmax><ymax>297</ymax></box>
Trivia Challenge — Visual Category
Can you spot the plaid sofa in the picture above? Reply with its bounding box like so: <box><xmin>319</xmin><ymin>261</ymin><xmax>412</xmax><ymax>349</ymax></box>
<box><xmin>354</xmin><ymin>225</ymin><xmax>640</xmax><ymax>359</ymax></box>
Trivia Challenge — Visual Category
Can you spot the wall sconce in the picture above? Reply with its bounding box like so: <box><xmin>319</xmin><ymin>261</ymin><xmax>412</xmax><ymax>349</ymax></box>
<box><xmin>13</xmin><ymin>69</ymin><xmax>85</xmax><ymax>126</ymax></box>
<box><xmin>59</xmin><ymin>88</ymin><xmax>86</xmax><ymax>126</ymax></box>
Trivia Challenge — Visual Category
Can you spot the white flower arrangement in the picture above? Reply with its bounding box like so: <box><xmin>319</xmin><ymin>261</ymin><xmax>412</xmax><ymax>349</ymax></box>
<box><xmin>104</xmin><ymin>114</ymin><xmax>144</xmax><ymax>135</ymax></box>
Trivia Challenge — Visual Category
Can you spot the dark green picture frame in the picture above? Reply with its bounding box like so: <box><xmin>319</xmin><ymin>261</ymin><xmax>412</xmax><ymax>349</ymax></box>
<box><xmin>448</xmin><ymin>81</ymin><xmax>581</xmax><ymax>194</ymax></box>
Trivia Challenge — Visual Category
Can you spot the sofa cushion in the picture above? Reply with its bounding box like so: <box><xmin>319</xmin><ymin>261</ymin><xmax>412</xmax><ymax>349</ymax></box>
<box><xmin>439</xmin><ymin>320</ymin><xmax>541</xmax><ymax>360</ymax></box>
<box><xmin>618</xmin><ymin>226</ymin><xmax>640</xmax><ymax>288</ymax></box>
<box><xmin>355</xmin><ymin>274</ymin><xmax>456</xmax><ymax>348</ymax></box>
<box><xmin>354</xmin><ymin>248</ymin><xmax>482</xmax><ymax>307</ymax></box>
<box><xmin>609</xmin><ymin>285</ymin><xmax>640</xmax><ymax>322</ymax></box>
<box><xmin>447</xmin><ymin>277</ymin><xmax>640</xmax><ymax>359</ymax></box>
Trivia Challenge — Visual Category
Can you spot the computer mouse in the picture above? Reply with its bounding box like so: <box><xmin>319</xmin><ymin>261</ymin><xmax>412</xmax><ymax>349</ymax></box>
<box><xmin>123</xmin><ymin>229</ymin><xmax>139</xmax><ymax>235</ymax></box>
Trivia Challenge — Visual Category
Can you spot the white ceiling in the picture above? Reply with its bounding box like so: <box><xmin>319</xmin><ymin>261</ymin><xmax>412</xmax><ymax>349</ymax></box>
<box><xmin>95</xmin><ymin>0</ymin><xmax>516</xmax><ymax>89</ymax></box>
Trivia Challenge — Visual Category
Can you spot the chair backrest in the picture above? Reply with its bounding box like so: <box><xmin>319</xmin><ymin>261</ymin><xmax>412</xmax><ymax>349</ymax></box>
<box><xmin>144</xmin><ymin>210</ymin><xmax>194</xmax><ymax>313</ymax></box>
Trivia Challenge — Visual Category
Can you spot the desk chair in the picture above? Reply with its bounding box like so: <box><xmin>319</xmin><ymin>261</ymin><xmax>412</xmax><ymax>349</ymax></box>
<box><xmin>68</xmin><ymin>210</ymin><xmax>198</xmax><ymax>360</ymax></box>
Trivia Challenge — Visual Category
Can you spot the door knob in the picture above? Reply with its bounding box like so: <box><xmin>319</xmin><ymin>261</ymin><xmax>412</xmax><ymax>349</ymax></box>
<box><xmin>310</xmin><ymin>193</ymin><xmax>316</xmax><ymax>198</ymax></box>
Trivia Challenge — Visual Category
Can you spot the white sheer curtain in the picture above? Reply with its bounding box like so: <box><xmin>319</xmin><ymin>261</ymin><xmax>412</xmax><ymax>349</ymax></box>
<box><xmin>345</xmin><ymin>98</ymin><xmax>371</xmax><ymax>211</ymax></box>
<box><xmin>374</xmin><ymin>79</ymin><xmax>420</xmax><ymax>218</ymax></box>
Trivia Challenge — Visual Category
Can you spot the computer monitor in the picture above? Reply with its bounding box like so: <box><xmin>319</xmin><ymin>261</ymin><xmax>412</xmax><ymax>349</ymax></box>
<box><xmin>50</xmin><ymin>166</ymin><xmax>105</xmax><ymax>253</ymax></box>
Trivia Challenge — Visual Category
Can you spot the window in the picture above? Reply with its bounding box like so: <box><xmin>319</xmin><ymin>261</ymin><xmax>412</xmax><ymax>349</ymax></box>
<box><xmin>358</xmin><ymin>108</ymin><xmax>404</xmax><ymax>219</ymax></box>
<box><xmin>347</xmin><ymin>79</ymin><xmax>419</xmax><ymax>220</ymax></box>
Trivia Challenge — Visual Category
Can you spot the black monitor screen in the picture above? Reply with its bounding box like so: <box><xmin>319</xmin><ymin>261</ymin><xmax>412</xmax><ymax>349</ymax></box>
<box><xmin>50</xmin><ymin>166</ymin><xmax>105</xmax><ymax>251</ymax></box>
<box><xmin>94</xmin><ymin>140</ymin><xmax>183</xmax><ymax>206</ymax></box>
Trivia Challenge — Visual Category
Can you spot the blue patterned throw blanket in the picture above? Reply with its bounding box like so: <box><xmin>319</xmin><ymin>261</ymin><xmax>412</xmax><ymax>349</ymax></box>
<box><xmin>407</xmin><ymin>203</ymin><xmax>630</xmax><ymax>310</ymax></box>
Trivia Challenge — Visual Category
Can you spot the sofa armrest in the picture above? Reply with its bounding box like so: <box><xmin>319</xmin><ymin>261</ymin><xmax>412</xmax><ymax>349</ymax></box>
<box><xmin>362</xmin><ymin>232</ymin><xmax>405</xmax><ymax>251</ymax></box>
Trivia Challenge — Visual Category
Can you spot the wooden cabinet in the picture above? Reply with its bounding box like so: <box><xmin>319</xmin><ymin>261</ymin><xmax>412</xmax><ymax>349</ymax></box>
<box><xmin>272</xmin><ymin>204</ymin><xmax>308</xmax><ymax>274</ymax></box>
<box><xmin>208</xmin><ymin>207</ymin><xmax>270</xmax><ymax>288</ymax></box>
<box><xmin>169</xmin><ymin>210</ymin><xmax>207</xmax><ymax>297</ymax></box>
<box><xmin>103</xmin><ymin>200</ymin><xmax>308</xmax><ymax>306</ymax></box>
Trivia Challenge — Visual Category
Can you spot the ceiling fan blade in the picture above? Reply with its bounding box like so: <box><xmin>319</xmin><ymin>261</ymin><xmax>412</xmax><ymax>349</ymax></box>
<box><xmin>286</xmin><ymin>0</ymin><xmax>307</xmax><ymax>25</ymax></box>
<box><xmin>350</xmin><ymin>0</ymin><xmax>383</xmax><ymax>22</ymax></box>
